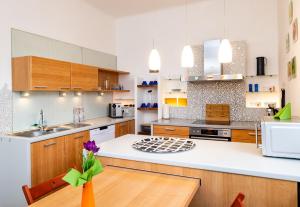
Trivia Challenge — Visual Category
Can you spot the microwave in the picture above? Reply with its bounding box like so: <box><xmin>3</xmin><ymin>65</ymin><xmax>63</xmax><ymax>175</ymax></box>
<box><xmin>261</xmin><ymin>116</ymin><xmax>300</xmax><ymax>159</ymax></box>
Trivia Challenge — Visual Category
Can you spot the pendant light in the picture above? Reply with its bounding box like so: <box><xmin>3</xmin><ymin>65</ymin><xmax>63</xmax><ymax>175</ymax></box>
<box><xmin>181</xmin><ymin>0</ymin><xmax>194</xmax><ymax>68</ymax></box>
<box><xmin>149</xmin><ymin>40</ymin><xmax>161</xmax><ymax>73</ymax></box>
<box><xmin>219</xmin><ymin>0</ymin><xmax>232</xmax><ymax>63</ymax></box>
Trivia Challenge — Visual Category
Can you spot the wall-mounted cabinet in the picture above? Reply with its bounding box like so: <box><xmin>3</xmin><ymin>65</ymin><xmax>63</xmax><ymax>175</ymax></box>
<box><xmin>12</xmin><ymin>56</ymin><xmax>130</xmax><ymax>93</ymax></box>
<box><xmin>13</xmin><ymin>56</ymin><xmax>71</xmax><ymax>91</ymax></box>
<box><xmin>71</xmin><ymin>63</ymin><xmax>98</xmax><ymax>91</ymax></box>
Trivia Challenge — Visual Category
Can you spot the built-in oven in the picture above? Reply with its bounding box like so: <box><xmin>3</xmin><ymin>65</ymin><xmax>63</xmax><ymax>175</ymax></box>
<box><xmin>189</xmin><ymin>127</ymin><xmax>231</xmax><ymax>142</ymax></box>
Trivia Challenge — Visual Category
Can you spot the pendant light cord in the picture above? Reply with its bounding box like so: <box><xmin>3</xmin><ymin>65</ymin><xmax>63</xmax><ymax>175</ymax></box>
<box><xmin>223</xmin><ymin>0</ymin><xmax>227</xmax><ymax>38</ymax></box>
<box><xmin>185</xmin><ymin>0</ymin><xmax>188</xmax><ymax>44</ymax></box>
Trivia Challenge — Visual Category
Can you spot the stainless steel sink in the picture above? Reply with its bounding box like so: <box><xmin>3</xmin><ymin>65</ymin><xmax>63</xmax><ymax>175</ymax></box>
<box><xmin>11</xmin><ymin>123</ymin><xmax>92</xmax><ymax>138</ymax></box>
<box><xmin>63</xmin><ymin>123</ymin><xmax>91</xmax><ymax>128</ymax></box>
<box><xmin>12</xmin><ymin>127</ymin><xmax>71</xmax><ymax>138</ymax></box>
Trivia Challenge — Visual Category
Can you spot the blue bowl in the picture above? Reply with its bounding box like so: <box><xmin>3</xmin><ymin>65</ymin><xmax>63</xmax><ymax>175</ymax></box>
<box><xmin>142</xmin><ymin>81</ymin><xmax>148</xmax><ymax>86</ymax></box>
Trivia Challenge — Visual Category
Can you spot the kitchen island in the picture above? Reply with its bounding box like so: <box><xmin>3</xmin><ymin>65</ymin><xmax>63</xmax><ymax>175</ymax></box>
<box><xmin>97</xmin><ymin>134</ymin><xmax>300</xmax><ymax>207</ymax></box>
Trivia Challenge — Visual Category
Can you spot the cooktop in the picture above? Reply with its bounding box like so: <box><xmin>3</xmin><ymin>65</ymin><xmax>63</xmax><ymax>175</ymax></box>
<box><xmin>192</xmin><ymin>120</ymin><xmax>231</xmax><ymax>126</ymax></box>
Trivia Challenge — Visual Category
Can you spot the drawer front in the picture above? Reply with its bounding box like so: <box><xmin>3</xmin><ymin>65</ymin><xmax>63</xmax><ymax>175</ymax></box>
<box><xmin>153</xmin><ymin>125</ymin><xmax>189</xmax><ymax>138</ymax></box>
<box><xmin>232</xmin><ymin>129</ymin><xmax>261</xmax><ymax>144</ymax></box>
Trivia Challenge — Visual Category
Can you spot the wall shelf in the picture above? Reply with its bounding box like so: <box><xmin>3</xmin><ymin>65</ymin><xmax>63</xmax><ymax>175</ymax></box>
<box><xmin>245</xmin><ymin>74</ymin><xmax>278</xmax><ymax>78</ymax></box>
<box><xmin>99</xmin><ymin>90</ymin><xmax>130</xmax><ymax>93</ymax></box>
<box><xmin>246</xmin><ymin>91</ymin><xmax>276</xmax><ymax>93</ymax></box>
<box><xmin>137</xmin><ymin>107</ymin><xmax>158</xmax><ymax>111</ymax></box>
<box><xmin>137</xmin><ymin>85</ymin><xmax>158</xmax><ymax>88</ymax></box>
<box><xmin>99</xmin><ymin>67</ymin><xmax>130</xmax><ymax>74</ymax></box>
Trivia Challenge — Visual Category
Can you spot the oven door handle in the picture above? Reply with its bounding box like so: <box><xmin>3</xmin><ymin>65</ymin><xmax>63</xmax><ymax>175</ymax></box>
<box><xmin>189</xmin><ymin>136</ymin><xmax>231</xmax><ymax>142</ymax></box>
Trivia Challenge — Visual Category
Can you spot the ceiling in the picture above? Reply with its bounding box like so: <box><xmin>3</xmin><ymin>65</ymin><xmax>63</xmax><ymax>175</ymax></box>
<box><xmin>85</xmin><ymin>0</ymin><xmax>204</xmax><ymax>18</ymax></box>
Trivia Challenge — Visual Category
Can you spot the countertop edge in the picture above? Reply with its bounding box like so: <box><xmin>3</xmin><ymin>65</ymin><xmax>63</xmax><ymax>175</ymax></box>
<box><xmin>2</xmin><ymin>117</ymin><xmax>135</xmax><ymax>143</ymax></box>
<box><xmin>97</xmin><ymin>152</ymin><xmax>300</xmax><ymax>182</ymax></box>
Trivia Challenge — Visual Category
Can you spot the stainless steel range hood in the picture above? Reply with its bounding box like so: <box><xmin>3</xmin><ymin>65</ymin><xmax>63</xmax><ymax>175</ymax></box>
<box><xmin>188</xmin><ymin>39</ymin><xmax>244</xmax><ymax>82</ymax></box>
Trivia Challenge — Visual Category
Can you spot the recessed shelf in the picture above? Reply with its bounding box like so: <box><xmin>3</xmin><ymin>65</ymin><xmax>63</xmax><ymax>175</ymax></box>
<box><xmin>246</xmin><ymin>91</ymin><xmax>277</xmax><ymax>93</ymax></box>
<box><xmin>137</xmin><ymin>85</ymin><xmax>158</xmax><ymax>88</ymax></box>
<box><xmin>137</xmin><ymin>108</ymin><xmax>158</xmax><ymax>111</ymax></box>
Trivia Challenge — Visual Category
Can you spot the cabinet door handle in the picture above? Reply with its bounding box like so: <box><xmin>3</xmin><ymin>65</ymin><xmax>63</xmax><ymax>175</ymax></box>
<box><xmin>60</xmin><ymin>87</ymin><xmax>70</xmax><ymax>90</ymax></box>
<box><xmin>34</xmin><ymin>86</ymin><xmax>48</xmax><ymax>89</ymax></box>
<box><xmin>248</xmin><ymin>133</ymin><xmax>262</xmax><ymax>136</ymax></box>
<box><xmin>73</xmin><ymin>87</ymin><xmax>82</xmax><ymax>90</ymax></box>
<box><xmin>44</xmin><ymin>142</ymin><xmax>57</xmax><ymax>147</ymax></box>
<box><xmin>164</xmin><ymin>128</ymin><xmax>175</xmax><ymax>131</ymax></box>
<box><xmin>74</xmin><ymin>136</ymin><xmax>84</xmax><ymax>139</ymax></box>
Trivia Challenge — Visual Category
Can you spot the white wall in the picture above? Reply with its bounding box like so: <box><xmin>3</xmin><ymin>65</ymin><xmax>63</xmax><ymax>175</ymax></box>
<box><xmin>116</xmin><ymin>0</ymin><xmax>279</xmax><ymax>77</ymax></box>
<box><xmin>0</xmin><ymin>0</ymin><xmax>116</xmax><ymax>133</ymax></box>
<box><xmin>0</xmin><ymin>0</ymin><xmax>115</xmax><ymax>87</ymax></box>
<box><xmin>278</xmin><ymin>0</ymin><xmax>300</xmax><ymax>116</ymax></box>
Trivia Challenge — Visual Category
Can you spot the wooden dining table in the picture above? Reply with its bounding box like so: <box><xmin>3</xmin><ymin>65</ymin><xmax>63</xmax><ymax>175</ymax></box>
<box><xmin>29</xmin><ymin>166</ymin><xmax>200</xmax><ymax>207</ymax></box>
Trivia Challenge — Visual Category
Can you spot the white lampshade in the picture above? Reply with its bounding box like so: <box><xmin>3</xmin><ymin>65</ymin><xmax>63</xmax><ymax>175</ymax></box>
<box><xmin>148</xmin><ymin>48</ymin><xmax>161</xmax><ymax>73</ymax></box>
<box><xmin>181</xmin><ymin>45</ymin><xmax>194</xmax><ymax>68</ymax></box>
<box><xmin>218</xmin><ymin>39</ymin><xmax>232</xmax><ymax>63</ymax></box>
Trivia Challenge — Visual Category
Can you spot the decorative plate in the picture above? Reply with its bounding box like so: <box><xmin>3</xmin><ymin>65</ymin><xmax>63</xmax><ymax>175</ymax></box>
<box><xmin>132</xmin><ymin>137</ymin><xmax>195</xmax><ymax>153</ymax></box>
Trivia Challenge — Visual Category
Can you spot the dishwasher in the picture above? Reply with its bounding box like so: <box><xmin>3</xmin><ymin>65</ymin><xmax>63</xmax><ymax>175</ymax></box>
<box><xmin>90</xmin><ymin>125</ymin><xmax>115</xmax><ymax>145</ymax></box>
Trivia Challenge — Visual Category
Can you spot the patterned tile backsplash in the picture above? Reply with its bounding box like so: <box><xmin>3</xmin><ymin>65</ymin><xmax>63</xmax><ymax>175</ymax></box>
<box><xmin>0</xmin><ymin>84</ymin><xmax>13</xmax><ymax>134</ymax></box>
<box><xmin>169</xmin><ymin>41</ymin><xmax>266</xmax><ymax>121</ymax></box>
<box><xmin>169</xmin><ymin>81</ymin><xmax>265</xmax><ymax>121</ymax></box>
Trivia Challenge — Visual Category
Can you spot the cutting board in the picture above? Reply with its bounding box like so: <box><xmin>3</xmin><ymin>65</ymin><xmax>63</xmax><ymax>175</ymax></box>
<box><xmin>205</xmin><ymin>104</ymin><xmax>230</xmax><ymax>122</ymax></box>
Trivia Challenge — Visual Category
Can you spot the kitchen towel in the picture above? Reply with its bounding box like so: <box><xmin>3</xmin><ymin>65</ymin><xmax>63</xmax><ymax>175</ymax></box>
<box><xmin>274</xmin><ymin>103</ymin><xmax>291</xmax><ymax>120</ymax></box>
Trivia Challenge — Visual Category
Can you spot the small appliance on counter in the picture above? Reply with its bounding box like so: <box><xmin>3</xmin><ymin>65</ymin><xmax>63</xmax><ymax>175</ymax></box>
<box><xmin>109</xmin><ymin>103</ymin><xmax>123</xmax><ymax>118</ymax></box>
<box><xmin>256</xmin><ymin>57</ymin><xmax>267</xmax><ymax>76</ymax></box>
<box><xmin>266</xmin><ymin>104</ymin><xmax>279</xmax><ymax>116</ymax></box>
<box><xmin>261</xmin><ymin>116</ymin><xmax>300</xmax><ymax>159</ymax></box>
<box><xmin>123</xmin><ymin>105</ymin><xmax>135</xmax><ymax>117</ymax></box>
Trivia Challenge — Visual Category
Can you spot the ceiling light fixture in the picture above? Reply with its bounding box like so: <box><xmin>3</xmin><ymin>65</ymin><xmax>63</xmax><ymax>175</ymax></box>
<box><xmin>149</xmin><ymin>40</ymin><xmax>161</xmax><ymax>73</ymax></box>
<box><xmin>219</xmin><ymin>0</ymin><xmax>232</xmax><ymax>63</ymax></box>
<box><xmin>181</xmin><ymin>0</ymin><xmax>194</xmax><ymax>68</ymax></box>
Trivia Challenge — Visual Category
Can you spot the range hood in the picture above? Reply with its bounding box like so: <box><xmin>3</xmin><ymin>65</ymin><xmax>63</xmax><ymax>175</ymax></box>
<box><xmin>188</xmin><ymin>40</ymin><xmax>244</xmax><ymax>82</ymax></box>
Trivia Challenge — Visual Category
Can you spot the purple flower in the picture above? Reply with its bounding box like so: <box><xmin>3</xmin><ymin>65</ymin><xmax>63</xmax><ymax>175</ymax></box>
<box><xmin>83</xmin><ymin>140</ymin><xmax>100</xmax><ymax>153</ymax></box>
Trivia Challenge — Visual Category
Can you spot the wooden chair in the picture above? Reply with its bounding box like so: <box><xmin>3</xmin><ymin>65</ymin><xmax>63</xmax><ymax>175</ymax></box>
<box><xmin>22</xmin><ymin>174</ymin><xmax>68</xmax><ymax>205</ymax></box>
<box><xmin>231</xmin><ymin>193</ymin><xmax>245</xmax><ymax>207</ymax></box>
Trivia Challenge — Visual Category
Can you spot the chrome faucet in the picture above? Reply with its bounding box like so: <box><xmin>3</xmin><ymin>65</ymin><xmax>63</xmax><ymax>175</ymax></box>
<box><xmin>39</xmin><ymin>109</ymin><xmax>46</xmax><ymax>131</ymax></box>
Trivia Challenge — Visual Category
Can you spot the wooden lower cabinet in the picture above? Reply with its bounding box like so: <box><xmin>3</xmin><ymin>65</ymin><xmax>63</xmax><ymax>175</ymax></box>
<box><xmin>31</xmin><ymin>131</ymin><xmax>90</xmax><ymax>186</ymax></box>
<box><xmin>232</xmin><ymin>129</ymin><xmax>262</xmax><ymax>144</ymax></box>
<box><xmin>31</xmin><ymin>136</ymin><xmax>66</xmax><ymax>186</ymax></box>
<box><xmin>65</xmin><ymin>131</ymin><xmax>90</xmax><ymax>171</ymax></box>
<box><xmin>153</xmin><ymin>125</ymin><xmax>189</xmax><ymax>138</ymax></box>
<box><xmin>99</xmin><ymin>157</ymin><xmax>298</xmax><ymax>207</ymax></box>
<box><xmin>115</xmin><ymin>120</ymin><xmax>135</xmax><ymax>138</ymax></box>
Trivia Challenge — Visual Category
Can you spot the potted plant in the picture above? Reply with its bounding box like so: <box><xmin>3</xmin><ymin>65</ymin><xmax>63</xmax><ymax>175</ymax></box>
<box><xmin>63</xmin><ymin>140</ymin><xmax>103</xmax><ymax>207</ymax></box>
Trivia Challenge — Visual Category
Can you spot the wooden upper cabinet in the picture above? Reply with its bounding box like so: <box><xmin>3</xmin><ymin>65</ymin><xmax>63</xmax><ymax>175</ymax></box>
<box><xmin>71</xmin><ymin>63</ymin><xmax>98</xmax><ymax>91</ymax></box>
<box><xmin>12</xmin><ymin>56</ymin><xmax>71</xmax><ymax>91</ymax></box>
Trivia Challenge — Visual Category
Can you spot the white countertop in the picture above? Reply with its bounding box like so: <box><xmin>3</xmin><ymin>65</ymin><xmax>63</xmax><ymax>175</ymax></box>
<box><xmin>97</xmin><ymin>134</ymin><xmax>300</xmax><ymax>182</ymax></box>
<box><xmin>2</xmin><ymin>117</ymin><xmax>134</xmax><ymax>143</ymax></box>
